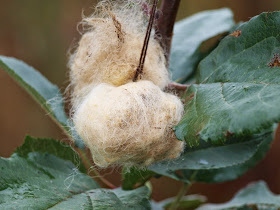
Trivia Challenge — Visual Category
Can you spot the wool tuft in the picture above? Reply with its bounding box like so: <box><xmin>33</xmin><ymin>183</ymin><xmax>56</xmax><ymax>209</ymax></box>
<box><xmin>73</xmin><ymin>81</ymin><xmax>184</xmax><ymax>168</ymax></box>
<box><xmin>69</xmin><ymin>0</ymin><xmax>185</xmax><ymax>168</ymax></box>
<box><xmin>69</xmin><ymin>0</ymin><xmax>169</xmax><ymax>108</ymax></box>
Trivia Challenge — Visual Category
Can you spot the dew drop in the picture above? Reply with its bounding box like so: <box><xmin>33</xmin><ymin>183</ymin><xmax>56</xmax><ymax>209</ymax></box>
<box><xmin>198</xmin><ymin>159</ymin><xmax>208</xmax><ymax>165</ymax></box>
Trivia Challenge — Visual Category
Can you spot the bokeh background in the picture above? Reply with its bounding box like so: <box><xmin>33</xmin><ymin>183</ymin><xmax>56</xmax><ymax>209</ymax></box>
<box><xmin>1</xmin><ymin>0</ymin><xmax>280</xmax><ymax>204</ymax></box>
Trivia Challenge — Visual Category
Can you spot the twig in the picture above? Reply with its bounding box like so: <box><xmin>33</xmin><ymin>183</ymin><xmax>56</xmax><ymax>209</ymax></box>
<box><xmin>169</xmin><ymin>171</ymin><xmax>196</xmax><ymax>210</ymax></box>
<box><xmin>133</xmin><ymin>0</ymin><xmax>159</xmax><ymax>82</ymax></box>
<box><xmin>167</xmin><ymin>82</ymin><xmax>190</xmax><ymax>91</ymax></box>
<box><xmin>155</xmin><ymin>0</ymin><xmax>181</xmax><ymax>63</ymax></box>
<box><xmin>169</xmin><ymin>183</ymin><xmax>192</xmax><ymax>210</ymax></box>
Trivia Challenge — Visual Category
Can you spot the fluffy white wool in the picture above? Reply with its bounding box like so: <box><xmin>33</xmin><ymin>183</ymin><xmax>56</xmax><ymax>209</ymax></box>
<box><xmin>69</xmin><ymin>0</ymin><xmax>169</xmax><ymax>108</ymax></box>
<box><xmin>73</xmin><ymin>81</ymin><xmax>184</xmax><ymax>168</ymax></box>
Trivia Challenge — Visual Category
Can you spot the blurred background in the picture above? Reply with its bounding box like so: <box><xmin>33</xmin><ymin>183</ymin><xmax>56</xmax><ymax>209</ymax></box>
<box><xmin>1</xmin><ymin>0</ymin><xmax>280</xmax><ymax>204</ymax></box>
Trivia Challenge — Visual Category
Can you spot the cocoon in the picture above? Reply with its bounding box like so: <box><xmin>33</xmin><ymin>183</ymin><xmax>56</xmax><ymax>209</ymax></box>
<box><xmin>69</xmin><ymin>0</ymin><xmax>169</xmax><ymax>108</ymax></box>
<box><xmin>73</xmin><ymin>81</ymin><xmax>184</xmax><ymax>168</ymax></box>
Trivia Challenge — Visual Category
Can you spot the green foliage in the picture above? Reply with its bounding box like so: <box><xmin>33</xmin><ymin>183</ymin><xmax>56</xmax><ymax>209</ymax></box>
<box><xmin>15</xmin><ymin>135</ymin><xmax>87</xmax><ymax>173</ymax></box>
<box><xmin>180</xmin><ymin>131</ymin><xmax>273</xmax><ymax>183</ymax></box>
<box><xmin>79</xmin><ymin>187</ymin><xmax>151</xmax><ymax>210</ymax></box>
<box><xmin>199</xmin><ymin>181</ymin><xmax>280</xmax><ymax>209</ymax></box>
<box><xmin>0</xmin><ymin>136</ymin><xmax>98</xmax><ymax>209</ymax></box>
<box><xmin>149</xmin><ymin>131</ymin><xmax>273</xmax><ymax>183</ymax></box>
<box><xmin>0</xmin><ymin>56</ymin><xmax>84</xmax><ymax>148</ymax></box>
<box><xmin>151</xmin><ymin>195</ymin><xmax>207</xmax><ymax>210</ymax></box>
<box><xmin>122</xmin><ymin>167</ymin><xmax>155</xmax><ymax>190</ymax></box>
<box><xmin>170</xmin><ymin>8</ymin><xmax>234</xmax><ymax>83</ymax></box>
<box><xmin>0</xmin><ymin>136</ymin><xmax>151</xmax><ymax>210</ymax></box>
<box><xmin>0</xmin><ymin>56</ymin><xmax>67</xmax><ymax>125</ymax></box>
<box><xmin>176</xmin><ymin>12</ymin><xmax>280</xmax><ymax>145</ymax></box>
<box><xmin>1</xmin><ymin>7</ymin><xmax>280</xmax><ymax>209</ymax></box>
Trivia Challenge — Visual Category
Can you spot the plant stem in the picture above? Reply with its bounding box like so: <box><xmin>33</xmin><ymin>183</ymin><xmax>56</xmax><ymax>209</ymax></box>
<box><xmin>78</xmin><ymin>149</ymin><xmax>117</xmax><ymax>189</ymax></box>
<box><xmin>167</xmin><ymin>82</ymin><xmax>190</xmax><ymax>91</ymax></box>
<box><xmin>133</xmin><ymin>0</ymin><xmax>159</xmax><ymax>82</ymax></box>
<box><xmin>169</xmin><ymin>172</ymin><xmax>197</xmax><ymax>210</ymax></box>
<box><xmin>169</xmin><ymin>182</ymin><xmax>192</xmax><ymax>210</ymax></box>
<box><xmin>155</xmin><ymin>0</ymin><xmax>181</xmax><ymax>63</ymax></box>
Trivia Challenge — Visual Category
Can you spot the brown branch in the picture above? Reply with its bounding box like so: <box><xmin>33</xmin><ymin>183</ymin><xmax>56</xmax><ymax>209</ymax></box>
<box><xmin>133</xmin><ymin>0</ymin><xmax>159</xmax><ymax>82</ymax></box>
<box><xmin>167</xmin><ymin>82</ymin><xmax>190</xmax><ymax>91</ymax></box>
<box><xmin>155</xmin><ymin>0</ymin><xmax>181</xmax><ymax>63</ymax></box>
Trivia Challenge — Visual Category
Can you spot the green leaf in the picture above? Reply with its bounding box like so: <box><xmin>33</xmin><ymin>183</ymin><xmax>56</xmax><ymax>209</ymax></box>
<box><xmin>175</xmin><ymin>12</ymin><xmax>280</xmax><ymax>145</ymax></box>
<box><xmin>0</xmin><ymin>56</ymin><xmax>84</xmax><ymax>148</ymax></box>
<box><xmin>170</xmin><ymin>8</ymin><xmax>234</xmax><ymax>83</ymax></box>
<box><xmin>176</xmin><ymin>83</ymin><xmax>280</xmax><ymax>144</ymax></box>
<box><xmin>0</xmin><ymin>136</ymin><xmax>151</xmax><ymax>209</ymax></box>
<box><xmin>15</xmin><ymin>135</ymin><xmax>87</xmax><ymax>173</ymax></box>
<box><xmin>149</xmin><ymin>132</ymin><xmax>273</xmax><ymax>183</ymax></box>
<box><xmin>198</xmin><ymin>12</ymin><xmax>280</xmax><ymax>84</ymax></box>
<box><xmin>181</xmin><ymin>131</ymin><xmax>273</xmax><ymax>183</ymax></box>
<box><xmin>122</xmin><ymin>167</ymin><xmax>155</xmax><ymax>190</ymax></box>
<box><xmin>0</xmin><ymin>136</ymin><xmax>99</xmax><ymax>209</ymax></box>
<box><xmin>198</xmin><ymin>181</ymin><xmax>280</xmax><ymax>210</ymax></box>
<box><xmin>66</xmin><ymin>187</ymin><xmax>151</xmax><ymax>210</ymax></box>
<box><xmin>0</xmin><ymin>56</ymin><xmax>68</xmax><ymax>126</ymax></box>
<box><xmin>151</xmin><ymin>195</ymin><xmax>207</xmax><ymax>210</ymax></box>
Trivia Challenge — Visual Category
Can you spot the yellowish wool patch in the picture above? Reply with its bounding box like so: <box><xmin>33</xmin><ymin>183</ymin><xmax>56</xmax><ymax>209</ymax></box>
<box><xmin>73</xmin><ymin>81</ymin><xmax>184</xmax><ymax>168</ymax></box>
<box><xmin>69</xmin><ymin>0</ymin><xmax>169</xmax><ymax>108</ymax></box>
<box><xmin>69</xmin><ymin>0</ymin><xmax>185</xmax><ymax>168</ymax></box>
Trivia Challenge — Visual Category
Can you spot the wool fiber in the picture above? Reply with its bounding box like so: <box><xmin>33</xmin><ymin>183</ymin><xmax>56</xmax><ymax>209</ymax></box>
<box><xmin>73</xmin><ymin>81</ymin><xmax>184</xmax><ymax>168</ymax></box>
<box><xmin>69</xmin><ymin>0</ymin><xmax>169</xmax><ymax>108</ymax></box>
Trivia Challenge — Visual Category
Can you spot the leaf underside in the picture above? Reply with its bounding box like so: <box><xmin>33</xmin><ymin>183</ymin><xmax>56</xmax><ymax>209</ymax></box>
<box><xmin>149</xmin><ymin>131</ymin><xmax>273</xmax><ymax>183</ymax></box>
<box><xmin>0</xmin><ymin>56</ymin><xmax>67</xmax><ymax>126</ymax></box>
<box><xmin>0</xmin><ymin>56</ymin><xmax>84</xmax><ymax>148</ymax></box>
<box><xmin>170</xmin><ymin>8</ymin><xmax>234</xmax><ymax>83</ymax></box>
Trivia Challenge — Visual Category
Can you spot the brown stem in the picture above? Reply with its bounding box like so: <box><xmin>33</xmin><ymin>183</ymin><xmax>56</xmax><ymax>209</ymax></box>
<box><xmin>133</xmin><ymin>0</ymin><xmax>159</xmax><ymax>82</ymax></box>
<box><xmin>155</xmin><ymin>0</ymin><xmax>181</xmax><ymax>63</ymax></box>
<box><xmin>167</xmin><ymin>82</ymin><xmax>190</xmax><ymax>91</ymax></box>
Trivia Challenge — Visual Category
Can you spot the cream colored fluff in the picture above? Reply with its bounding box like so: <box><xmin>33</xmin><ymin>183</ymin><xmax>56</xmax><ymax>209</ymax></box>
<box><xmin>73</xmin><ymin>81</ymin><xmax>184</xmax><ymax>168</ymax></box>
<box><xmin>69</xmin><ymin>0</ymin><xmax>169</xmax><ymax>108</ymax></box>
